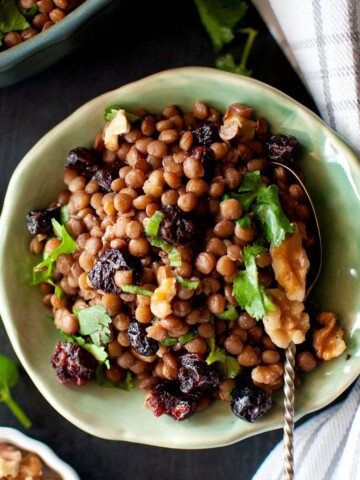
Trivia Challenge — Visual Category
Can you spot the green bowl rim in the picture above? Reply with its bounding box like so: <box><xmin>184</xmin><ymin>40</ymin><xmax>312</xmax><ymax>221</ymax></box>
<box><xmin>0</xmin><ymin>0</ymin><xmax>113</xmax><ymax>72</ymax></box>
<box><xmin>0</xmin><ymin>67</ymin><xmax>359</xmax><ymax>447</ymax></box>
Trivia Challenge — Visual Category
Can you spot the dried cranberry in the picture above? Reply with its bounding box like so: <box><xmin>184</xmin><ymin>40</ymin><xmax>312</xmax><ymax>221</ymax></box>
<box><xmin>88</xmin><ymin>248</ymin><xmax>141</xmax><ymax>294</ymax></box>
<box><xmin>65</xmin><ymin>147</ymin><xmax>99</xmax><ymax>180</ymax></box>
<box><xmin>95</xmin><ymin>161</ymin><xmax>121</xmax><ymax>193</ymax></box>
<box><xmin>51</xmin><ymin>342</ymin><xmax>97</xmax><ymax>386</ymax></box>
<box><xmin>231</xmin><ymin>384</ymin><xmax>272</xmax><ymax>422</ymax></box>
<box><xmin>26</xmin><ymin>206</ymin><xmax>61</xmax><ymax>236</ymax></box>
<box><xmin>127</xmin><ymin>319</ymin><xmax>158</xmax><ymax>356</ymax></box>
<box><xmin>191</xmin><ymin>146</ymin><xmax>215</xmax><ymax>181</ymax></box>
<box><xmin>178</xmin><ymin>353</ymin><xmax>221</xmax><ymax>395</ymax></box>
<box><xmin>146</xmin><ymin>381</ymin><xmax>199</xmax><ymax>421</ymax></box>
<box><xmin>192</xmin><ymin>122</ymin><xmax>220</xmax><ymax>146</ymax></box>
<box><xmin>265</xmin><ymin>134</ymin><xmax>299</xmax><ymax>165</ymax></box>
<box><xmin>158</xmin><ymin>205</ymin><xmax>200</xmax><ymax>247</ymax></box>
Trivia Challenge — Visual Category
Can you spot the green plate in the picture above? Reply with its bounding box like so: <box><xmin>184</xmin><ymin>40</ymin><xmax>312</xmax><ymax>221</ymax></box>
<box><xmin>0</xmin><ymin>67</ymin><xmax>359</xmax><ymax>448</ymax></box>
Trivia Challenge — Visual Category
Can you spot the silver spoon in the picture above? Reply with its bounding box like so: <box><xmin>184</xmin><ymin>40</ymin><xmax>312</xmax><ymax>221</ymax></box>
<box><xmin>270</xmin><ymin>162</ymin><xmax>322</xmax><ymax>480</ymax></box>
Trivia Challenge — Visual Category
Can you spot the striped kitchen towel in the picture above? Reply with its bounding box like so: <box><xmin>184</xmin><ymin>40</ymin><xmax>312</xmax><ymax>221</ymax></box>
<box><xmin>253</xmin><ymin>377</ymin><xmax>360</xmax><ymax>480</ymax></box>
<box><xmin>252</xmin><ymin>0</ymin><xmax>360</xmax><ymax>155</ymax></box>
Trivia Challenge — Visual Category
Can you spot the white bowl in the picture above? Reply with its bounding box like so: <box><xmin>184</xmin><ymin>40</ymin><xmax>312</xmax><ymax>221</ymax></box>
<box><xmin>0</xmin><ymin>427</ymin><xmax>79</xmax><ymax>479</ymax></box>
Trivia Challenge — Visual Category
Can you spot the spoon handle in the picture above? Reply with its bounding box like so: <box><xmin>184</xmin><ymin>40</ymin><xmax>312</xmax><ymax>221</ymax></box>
<box><xmin>283</xmin><ymin>341</ymin><xmax>296</xmax><ymax>480</ymax></box>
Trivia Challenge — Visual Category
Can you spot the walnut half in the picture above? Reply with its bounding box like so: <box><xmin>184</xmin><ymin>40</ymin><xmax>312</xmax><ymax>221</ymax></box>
<box><xmin>313</xmin><ymin>312</ymin><xmax>346</xmax><ymax>360</ymax></box>
<box><xmin>264</xmin><ymin>288</ymin><xmax>310</xmax><ymax>349</ymax></box>
<box><xmin>270</xmin><ymin>222</ymin><xmax>310</xmax><ymax>302</ymax></box>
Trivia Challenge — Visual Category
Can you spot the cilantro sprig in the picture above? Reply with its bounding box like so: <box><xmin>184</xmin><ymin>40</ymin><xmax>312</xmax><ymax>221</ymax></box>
<box><xmin>32</xmin><ymin>218</ymin><xmax>76</xmax><ymax>288</ymax></box>
<box><xmin>104</xmin><ymin>106</ymin><xmax>141</xmax><ymax>123</ymax></box>
<box><xmin>214</xmin><ymin>305</ymin><xmax>238</xmax><ymax>321</ymax></box>
<box><xmin>193</xmin><ymin>0</ymin><xmax>257</xmax><ymax>77</ymax></box>
<box><xmin>96</xmin><ymin>368</ymin><xmax>134</xmax><ymax>391</ymax></box>
<box><xmin>75</xmin><ymin>305</ymin><xmax>112</xmax><ymax>347</ymax></box>
<box><xmin>205</xmin><ymin>338</ymin><xmax>240</xmax><ymax>379</ymax></box>
<box><xmin>0</xmin><ymin>354</ymin><xmax>32</xmax><ymax>428</ymax></box>
<box><xmin>232</xmin><ymin>245</ymin><xmax>276</xmax><ymax>320</ymax></box>
<box><xmin>120</xmin><ymin>285</ymin><xmax>153</xmax><ymax>296</ymax></box>
<box><xmin>149</xmin><ymin>237</ymin><xmax>181</xmax><ymax>267</ymax></box>
<box><xmin>61</xmin><ymin>331</ymin><xmax>110</xmax><ymax>368</ymax></box>
<box><xmin>0</xmin><ymin>0</ymin><xmax>30</xmax><ymax>47</ymax></box>
<box><xmin>176</xmin><ymin>276</ymin><xmax>200</xmax><ymax>291</ymax></box>
<box><xmin>145</xmin><ymin>211</ymin><xmax>164</xmax><ymax>237</ymax></box>
<box><xmin>225</xmin><ymin>171</ymin><xmax>294</xmax><ymax>246</ymax></box>
<box><xmin>161</xmin><ymin>330</ymin><xmax>198</xmax><ymax>347</ymax></box>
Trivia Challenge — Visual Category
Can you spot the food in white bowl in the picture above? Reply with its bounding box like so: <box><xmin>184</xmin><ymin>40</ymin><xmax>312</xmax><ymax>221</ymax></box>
<box><xmin>0</xmin><ymin>68</ymin><xmax>359</xmax><ymax>448</ymax></box>
<box><xmin>0</xmin><ymin>428</ymin><xmax>79</xmax><ymax>480</ymax></box>
<box><xmin>26</xmin><ymin>100</ymin><xmax>346</xmax><ymax>423</ymax></box>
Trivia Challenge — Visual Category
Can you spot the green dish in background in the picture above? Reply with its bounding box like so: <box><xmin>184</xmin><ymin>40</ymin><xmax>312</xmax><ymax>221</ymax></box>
<box><xmin>0</xmin><ymin>0</ymin><xmax>119</xmax><ymax>89</ymax></box>
<box><xmin>0</xmin><ymin>67</ymin><xmax>359</xmax><ymax>448</ymax></box>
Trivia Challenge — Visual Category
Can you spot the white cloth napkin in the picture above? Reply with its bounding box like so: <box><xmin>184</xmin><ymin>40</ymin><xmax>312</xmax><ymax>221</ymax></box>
<box><xmin>252</xmin><ymin>0</ymin><xmax>360</xmax><ymax>155</ymax></box>
<box><xmin>250</xmin><ymin>1</ymin><xmax>360</xmax><ymax>478</ymax></box>
<box><xmin>253</xmin><ymin>378</ymin><xmax>360</xmax><ymax>480</ymax></box>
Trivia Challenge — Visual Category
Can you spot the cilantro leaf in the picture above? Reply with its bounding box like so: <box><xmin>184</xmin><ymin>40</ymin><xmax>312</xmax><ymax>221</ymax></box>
<box><xmin>205</xmin><ymin>338</ymin><xmax>240</xmax><ymax>378</ymax></box>
<box><xmin>60</xmin><ymin>205</ymin><xmax>70</xmax><ymax>226</ymax></box>
<box><xmin>176</xmin><ymin>275</ymin><xmax>200</xmax><ymax>290</ymax></box>
<box><xmin>253</xmin><ymin>185</ymin><xmax>294</xmax><ymax>246</ymax></box>
<box><xmin>0</xmin><ymin>354</ymin><xmax>32</xmax><ymax>428</ymax></box>
<box><xmin>145</xmin><ymin>210</ymin><xmax>165</xmax><ymax>237</ymax></box>
<box><xmin>228</xmin><ymin>171</ymin><xmax>265</xmax><ymax>211</ymax></box>
<box><xmin>104</xmin><ymin>106</ymin><xmax>141</xmax><ymax>123</ymax></box>
<box><xmin>18</xmin><ymin>2</ymin><xmax>38</xmax><ymax>18</ymax></box>
<box><xmin>60</xmin><ymin>331</ymin><xmax>110</xmax><ymax>368</ymax></box>
<box><xmin>161</xmin><ymin>330</ymin><xmax>198</xmax><ymax>347</ymax></box>
<box><xmin>216</xmin><ymin>53</ymin><xmax>252</xmax><ymax>76</ymax></box>
<box><xmin>120</xmin><ymin>285</ymin><xmax>153</xmax><ymax>296</ymax></box>
<box><xmin>96</xmin><ymin>367</ymin><xmax>134</xmax><ymax>390</ymax></box>
<box><xmin>216</xmin><ymin>28</ymin><xmax>258</xmax><ymax>77</ymax></box>
<box><xmin>52</xmin><ymin>217</ymin><xmax>62</xmax><ymax>239</ymax></box>
<box><xmin>194</xmin><ymin>0</ymin><xmax>248</xmax><ymax>52</ymax></box>
<box><xmin>235</xmin><ymin>214</ymin><xmax>252</xmax><ymax>229</ymax></box>
<box><xmin>233</xmin><ymin>245</ymin><xmax>276</xmax><ymax>320</ymax></box>
<box><xmin>32</xmin><ymin>220</ymin><xmax>76</xmax><ymax>285</ymax></box>
<box><xmin>214</xmin><ymin>305</ymin><xmax>238</xmax><ymax>321</ymax></box>
<box><xmin>0</xmin><ymin>0</ymin><xmax>30</xmax><ymax>33</ymax></box>
<box><xmin>161</xmin><ymin>337</ymin><xmax>177</xmax><ymax>347</ymax></box>
<box><xmin>149</xmin><ymin>237</ymin><xmax>181</xmax><ymax>267</ymax></box>
<box><xmin>179</xmin><ymin>330</ymin><xmax>198</xmax><ymax>345</ymax></box>
<box><xmin>75</xmin><ymin>306</ymin><xmax>112</xmax><ymax>347</ymax></box>
<box><xmin>205</xmin><ymin>338</ymin><xmax>226</xmax><ymax>365</ymax></box>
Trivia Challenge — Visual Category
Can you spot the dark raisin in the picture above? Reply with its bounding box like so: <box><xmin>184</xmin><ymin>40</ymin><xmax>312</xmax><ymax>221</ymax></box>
<box><xmin>95</xmin><ymin>162</ymin><xmax>121</xmax><ymax>193</ymax></box>
<box><xmin>178</xmin><ymin>353</ymin><xmax>221</xmax><ymax>395</ymax></box>
<box><xmin>191</xmin><ymin>146</ymin><xmax>215</xmax><ymax>181</ymax></box>
<box><xmin>192</xmin><ymin>122</ymin><xmax>220</xmax><ymax>146</ymax></box>
<box><xmin>231</xmin><ymin>384</ymin><xmax>272</xmax><ymax>422</ymax></box>
<box><xmin>26</xmin><ymin>206</ymin><xmax>61</xmax><ymax>236</ymax></box>
<box><xmin>127</xmin><ymin>319</ymin><xmax>158</xmax><ymax>356</ymax></box>
<box><xmin>65</xmin><ymin>147</ymin><xmax>99</xmax><ymax>180</ymax></box>
<box><xmin>158</xmin><ymin>205</ymin><xmax>200</xmax><ymax>247</ymax></box>
<box><xmin>51</xmin><ymin>341</ymin><xmax>97</xmax><ymax>386</ymax></box>
<box><xmin>265</xmin><ymin>134</ymin><xmax>299</xmax><ymax>165</ymax></box>
<box><xmin>146</xmin><ymin>381</ymin><xmax>199</xmax><ymax>421</ymax></box>
<box><xmin>88</xmin><ymin>248</ymin><xmax>141</xmax><ymax>294</ymax></box>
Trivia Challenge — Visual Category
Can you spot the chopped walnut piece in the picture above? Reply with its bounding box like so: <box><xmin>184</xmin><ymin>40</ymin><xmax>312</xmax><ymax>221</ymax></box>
<box><xmin>103</xmin><ymin>109</ymin><xmax>131</xmax><ymax>151</ymax></box>
<box><xmin>150</xmin><ymin>277</ymin><xmax>176</xmax><ymax>319</ymax></box>
<box><xmin>18</xmin><ymin>453</ymin><xmax>43</xmax><ymax>478</ymax></box>
<box><xmin>222</xmin><ymin>104</ymin><xmax>256</xmax><ymax>142</ymax></box>
<box><xmin>264</xmin><ymin>288</ymin><xmax>310</xmax><ymax>349</ymax></box>
<box><xmin>0</xmin><ymin>444</ymin><xmax>22</xmax><ymax>478</ymax></box>
<box><xmin>313</xmin><ymin>312</ymin><xmax>346</xmax><ymax>360</ymax></box>
<box><xmin>251</xmin><ymin>363</ymin><xmax>284</xmax><ymax>388</ymax></box>
<box><xmin>270</xmin><ymin>222</ymin><xmax>310</xmax><ymax>302</ymax></box>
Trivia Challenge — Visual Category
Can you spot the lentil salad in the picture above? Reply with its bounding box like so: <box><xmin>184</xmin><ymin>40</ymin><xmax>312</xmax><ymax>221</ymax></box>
<box><xmin>26</xmin><ymin>101</ymin><xmax>347</xmax><ymax>422</ymax></box>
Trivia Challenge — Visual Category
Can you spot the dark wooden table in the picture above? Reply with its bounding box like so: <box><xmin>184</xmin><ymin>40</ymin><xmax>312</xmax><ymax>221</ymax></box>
<box><xmin>0</xmin><ymin>2</ymin><xmax>318</xmax><ymax>479</ymax></box>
